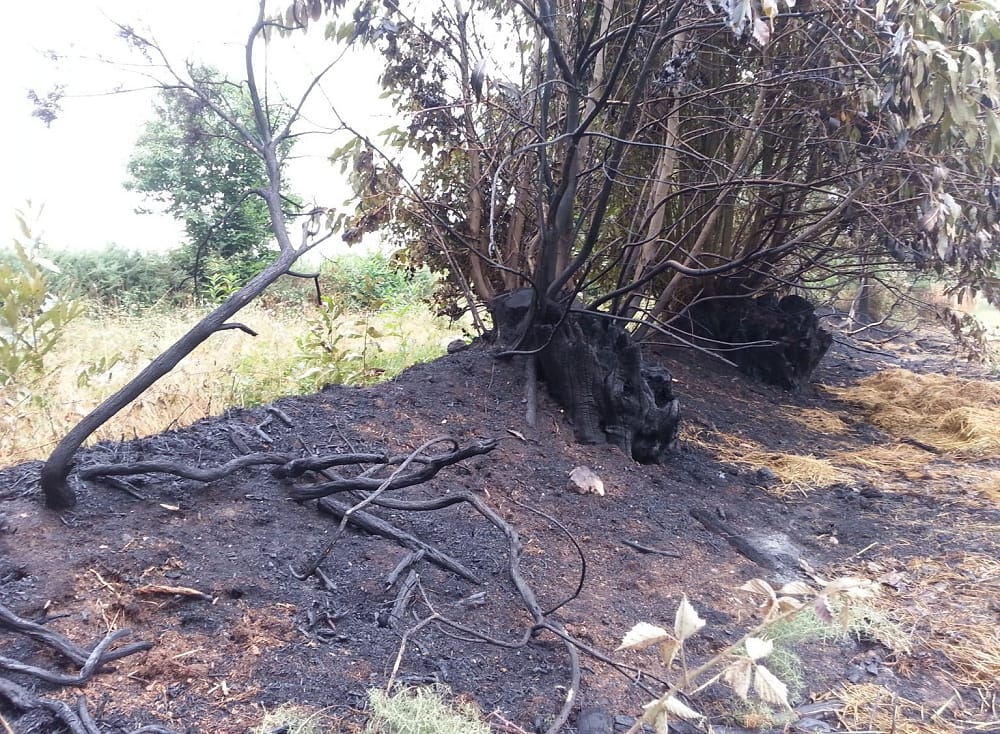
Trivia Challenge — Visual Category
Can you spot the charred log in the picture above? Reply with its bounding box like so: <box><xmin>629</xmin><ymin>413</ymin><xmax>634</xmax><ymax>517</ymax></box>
<box><xmin>680</xmin><ymin>294</ymin><xmax>832</xmax><ymax>390</ymax></box>
<box><xmin>490</xmin><ymin>289</ymin><xmax>680</xmax><ymax>464</ymax></box>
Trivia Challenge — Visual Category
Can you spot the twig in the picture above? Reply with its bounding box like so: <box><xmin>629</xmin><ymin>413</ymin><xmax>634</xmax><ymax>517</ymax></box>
<box><xmin>315</xmin><ymin>497</ymin><xmax>480</xmax><ymax>584</ymax></box>
<box><xmin>286</xmin><ymin>439</ymin><xmax>498</xmax><ymax>500</ymax></box>
<box><xmin>621</xmin><ymin>538</ymin><xmax>681</xmax><ymax>558</ymax></box>
<box><xmin>385</xmin><ymin>549</ymin><xmax>426</xmax><ymax>588</ymax></box>
<box><xmin>389</xmin><ymin>570</ymin><xmax>420</xmax><ymax>629</ymax></box>
<box><xmin>292</xmin><ymin>437</ymin><xmax>482</xmax><ymax>578</ymax></box>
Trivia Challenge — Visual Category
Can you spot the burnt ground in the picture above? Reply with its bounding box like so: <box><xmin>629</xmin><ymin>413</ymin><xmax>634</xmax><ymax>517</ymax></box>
<box><xmin>1</xmin><ymin>323</ymin><xmax>998</xmax><ymax>734</ymax></box>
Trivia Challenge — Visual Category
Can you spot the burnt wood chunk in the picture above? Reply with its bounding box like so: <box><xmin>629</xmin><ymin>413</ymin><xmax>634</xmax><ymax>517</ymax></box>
<box><xmin>682</xmin><ymin>293</ymin><xmax>832</xmax><ymax>390</ymax></box>
<box><xmin>490</xmin><ymin>289</ymin><xmax>680</xmax><ymax>464</ymax></box>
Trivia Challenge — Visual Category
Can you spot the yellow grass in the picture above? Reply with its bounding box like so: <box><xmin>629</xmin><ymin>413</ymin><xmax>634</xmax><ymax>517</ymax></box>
<box><xmin>681</xmin><ymin>427</ymin><xmax>847</xmax><ymax>497</ymax></box>
<box><xmin>827</xmin><ymin>368</ymin><xmax>1000</xmax><ymax>458</ymax></box>
<box><xmin>783</xmin><ymin>405</ymin><xmax>852</xmax><ymax>435</ymax></box>
<box><xmin>0</xmin><ymin>303</ymin><xmax>460</xmax><ymax>468</ymax></box>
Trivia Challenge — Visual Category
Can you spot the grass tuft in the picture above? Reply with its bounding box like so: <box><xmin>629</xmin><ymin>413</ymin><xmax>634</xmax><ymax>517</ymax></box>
<box><xmin>365</xmin><ymin>686</ymin><xmax>490</xmax><ymax>734</ymax></box>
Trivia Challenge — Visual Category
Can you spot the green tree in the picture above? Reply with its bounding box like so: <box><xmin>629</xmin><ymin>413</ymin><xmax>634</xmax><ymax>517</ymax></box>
<box><xmin>125</xmin><ymin>67</ymin><xmax>296</xmax><ymax>298</ymax></box>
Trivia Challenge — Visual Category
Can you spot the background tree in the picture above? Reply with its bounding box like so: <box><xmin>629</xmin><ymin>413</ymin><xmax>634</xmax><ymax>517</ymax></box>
<box><xmin>125</xmin><ymin>66</ymin><xmax>297</xmax><ymax>299</ymax></box>
<box><xmin>305</xmin><ymin>0</ymin><xmax>1000</xmax><ymax>321</ymax></box>
<box><xmin>39</xmin><ymin>7</ymin><xmax>343</xmax><ymax>509</ymax></box>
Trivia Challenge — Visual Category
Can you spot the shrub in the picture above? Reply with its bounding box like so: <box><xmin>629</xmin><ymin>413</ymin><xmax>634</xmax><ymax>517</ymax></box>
<box><xmin>0</xmin><ymin>212</ymin><xmax>83</xmax><ymax>384</ymax></box>
<box><xmin>320</xmin><ymin>252</ymin><xmax>439</xmax><ymax>311</ymax></box>
<box><xmin>48</xmin><ymin>245</ymin><xmax>190</xmax><ymax>310</ymax></box>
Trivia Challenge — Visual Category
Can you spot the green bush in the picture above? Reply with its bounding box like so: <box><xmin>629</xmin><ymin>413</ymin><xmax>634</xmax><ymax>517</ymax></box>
<box><xmin>320</xmin><ymin>252</ymin><xmax>439</xmax><ymax>311</ymax></box>
<box><xmin>0</xmin><ymin>213</ymin><xmax>83</xmax><ymax>384</ymax></box>
<box><xmin>48</xmin><ymin>245</ymin><xmax>190</xmax><ymax>310</ymax></box>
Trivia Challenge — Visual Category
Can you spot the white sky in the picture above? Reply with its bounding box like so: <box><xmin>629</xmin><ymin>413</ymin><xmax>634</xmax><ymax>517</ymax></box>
<box><xmin>2</xmin><ymin>0</ymin><xmax>390</xmax><ymax>254</ymax></box>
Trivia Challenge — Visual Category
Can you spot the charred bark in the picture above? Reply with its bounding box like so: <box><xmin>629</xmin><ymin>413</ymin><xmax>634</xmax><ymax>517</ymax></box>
<box><xmin>680</xmin><ymin>293</ymin><xmax>832</xmax><ymax>390</ymax></box>
<box><xmin>490</xmin><ymin>289</ymin><xmax>680</xmax><ymax>464</ymax></box>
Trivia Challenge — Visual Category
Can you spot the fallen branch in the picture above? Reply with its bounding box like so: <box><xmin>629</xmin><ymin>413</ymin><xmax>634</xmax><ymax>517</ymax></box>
<box><xmin>79</xmin><ymin>453</ymin><xmax>292</xmax><ymax>483</ymax></box>
<box><xmin>135</xmin><ymin>584</ymin><xmax>213</xmax><ymax>601</ymax></box>
<box><xmin>0</xmin><ymin>604</ymin><xmax>158</xmax><ymax>733</ymax></box>
<box><xmin>0</xmin><ymin>603</ymin><xmax>151</xmax><ymax>667</ymax></box>
<box><xmin>286</xmin><ymin>439</ymin><xmax>498</xmax><ymax>500</ymax></box>
<box><xmin>316</xmin><ymin>497</ymin><xmax>481</xmax><ymax>584</ymax></box>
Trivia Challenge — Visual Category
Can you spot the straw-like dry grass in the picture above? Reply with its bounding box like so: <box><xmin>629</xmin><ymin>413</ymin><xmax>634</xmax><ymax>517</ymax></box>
<box><xmin>827</xmin><ymin>368</ymin><xmax>1000</xmax><ymax>458</ymax></box>
<box><xmin>833</xmin><ymin>443</ymin><xmax>933</xmax><ymax>480</ymax></box>
<box><xmin>830</xmin><ymin>683</ymin><xmax>965</xmax><ymax>734</ymax></box>
<box><xmin>682</xmin><ymin>427</ymin><xmax>847</xmax><ymax>497</ymax></box>
<box><xmin>783</xmin><ymin>405</ymin><xmax>852</xmax><ymax>435</ymax></box>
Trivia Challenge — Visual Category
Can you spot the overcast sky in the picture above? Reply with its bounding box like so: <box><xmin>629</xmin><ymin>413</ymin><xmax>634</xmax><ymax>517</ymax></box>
<box><xmin>2</xmin><ymin>0</ymin><xmax>387</xmax><ymax>254</ymax></box>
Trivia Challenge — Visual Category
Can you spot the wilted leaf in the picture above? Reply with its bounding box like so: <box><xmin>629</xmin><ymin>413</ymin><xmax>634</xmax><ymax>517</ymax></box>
<box><xmin>752</xmin><ymin>16</ymin><xmax>770</xmax><ymax>45</ymax></box>
<box><xmin>813</xmin><ymin>595</ymin><xmax>834</xmax><ymax>623</ymax></box>
<box><xmin>659</xmin><ymin>638</ymin><xmax>680</xmax><ymax>669</ymax></box>
<box><xmin>753</xmin><ymin>664</ymin><xmax>790</xmax><ymax>708</ymax></box>
<box><xmin>674</xmin><ymin>595</ymin><xmax>706</xmax><ymax>642</ymax></box>
<box><xmin>568</xmin><ymin>465</ymin><xmax>605</xmax><ymax>496</ymax></box>
<box><xmin>745</xmin><ymin>636</ymin><xmax>774</xmax><ymax>661</ymax></box>
<box><xmin>823</xmin><ymin>576</ymin><xmax>878</xmax><ymax>600</ymax></box>
<box><xmin>777</xmin><ymin>581</ymin><xmax>813</xmax><ymax>596</ymax></box>
<box><xmin>775</xmin><ymin>596</ymin><xmax>805</xmax><ymax>613</ymax></box>
<box><xmin>723</xmin><ymin>658</ymin><xmax>753</xmax><ymax>700</ymax></box>
<box><xmin>663</xmin><ymin>695</ymin><xmax>703</xmax><ymax>722</ymax></box>
<box><xmin>617</xmin><ymin>622</ymin><xmax>671</xmax><ymax>651</ymax></box>
<box><xmin>741</xmin><ymin>578</ymin><xmax>776</xmax><ymax>599</ymax></box>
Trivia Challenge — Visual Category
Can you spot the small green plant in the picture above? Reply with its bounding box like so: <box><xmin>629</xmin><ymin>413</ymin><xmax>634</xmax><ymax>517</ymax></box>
<box><xmin>618</xmin><ymin>576</ymin><xmax>882</xmax><ymax>733</ymax></box>
<box><xmin>0</xmin><ymin>209</ymin><xmax>83</xmax><ymax>385</ymax></box>
<box><xmin>321</xmin><ymin>253</ymin><xmax>439</xmax><ymax>312</ymax></box>
<box><xmin>206</xmin><ymin>268</ymin><xmax>241</xmax><ymax>303</ymax></box>
<box><xmin>365</xmin><ymin>685</ymin><xmax>490</xmax><ymax>734</ymax></box>
<box><xmin>75</xmin><ymin>353</ymin><xmax>125</xmax><ymax>389</ymax></box>
<box><xmin>296</xmin><ymin>296</ymin><xmax>390</xmax><ymax>388</ymax></box>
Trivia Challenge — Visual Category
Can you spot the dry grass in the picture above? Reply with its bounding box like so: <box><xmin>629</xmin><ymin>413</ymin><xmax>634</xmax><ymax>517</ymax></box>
<box><xmin>827</xmin><ymin>368</ymin><xmax>1000</xmax><ymax>458</ymax></box>
<box><xmin>783</xmin><ymin>405</ymin><xmax>852</xmax><ymax>435</ymax></box>
<box><xmin>831</xmin><ymin>683</ymin><xmax>965</xmax><ymax>734</ymax></box>
<box><xmin>0</xmin><ymin>303</ymin><xmax>459</xmax><ymax>468</ymax></box>
<box><xmin>833</xmin><ymin>443</ymin><xmax>933</xmax><ymax>480</ymax></box>
<box><xmin>894</xmin><ymin>553</ymin><xmax>1000</xmax><ymax>690</ymax></box>
<box><xmin>682</xmin><ymin>427</ymin><xmax>847</xmax><ymax>497</ymax></box>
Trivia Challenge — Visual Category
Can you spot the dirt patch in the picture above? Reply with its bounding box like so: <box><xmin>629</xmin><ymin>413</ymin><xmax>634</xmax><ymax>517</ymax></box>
<box><xmin>1</xmin><ymin>326</ymin><xmax>998</xmax><ymax>733</ymax></box>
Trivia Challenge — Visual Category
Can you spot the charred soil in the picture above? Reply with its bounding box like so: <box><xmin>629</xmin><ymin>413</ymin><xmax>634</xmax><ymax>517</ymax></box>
<box><xmin>1</xmin><ymin>324</ymin><xmax>998</xmax><ymax>733</ymax></box>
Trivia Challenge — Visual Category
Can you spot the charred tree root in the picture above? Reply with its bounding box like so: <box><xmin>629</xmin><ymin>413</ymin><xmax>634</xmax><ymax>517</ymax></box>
<box><xmin>0</xmin><ymin>603</ymin><xmax>162</xmax><ymax>733</ymax></box>
<box><xmin>77</xmin><ymin>439</ymin><xmax>498</xmax><ymax>501</ymax></box>
<box><xmin>489</xmin><ymin>290</ymin><xmax>680</xmax><ymax>463</ymax></box>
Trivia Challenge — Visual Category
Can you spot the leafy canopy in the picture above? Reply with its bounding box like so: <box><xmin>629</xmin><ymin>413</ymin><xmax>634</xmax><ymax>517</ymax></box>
<box><xmin>125</xmin><ymin>66</ymin><xmax>297</xmax><ymax>295</ymax></box>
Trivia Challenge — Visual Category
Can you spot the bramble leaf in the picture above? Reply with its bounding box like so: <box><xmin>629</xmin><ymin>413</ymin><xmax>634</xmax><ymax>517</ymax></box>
<box><xmin>617</xmin><ymin>622</ymin><xmax>670</xmax><ymax>651</ymax></box>
<box><xmin>674</xmin><ymin>595</ymin><xmax>706</xmax><ymax>642</ymax></box>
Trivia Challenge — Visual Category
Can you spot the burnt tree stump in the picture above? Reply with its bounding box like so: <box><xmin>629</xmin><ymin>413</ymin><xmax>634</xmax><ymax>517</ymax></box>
<box><xmin>682</xmin><ymin>293</ymin><xmax>832</xmax><ymax>390</ymax></box>
<box><xmin>490</xmin><ymin>289</ymin><xmax>680</xmax><ymax>464</ymax></box>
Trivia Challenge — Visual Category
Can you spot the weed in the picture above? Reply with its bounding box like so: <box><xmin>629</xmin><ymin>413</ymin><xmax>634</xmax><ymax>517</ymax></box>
<box><xmin>252</xmin><ymin>703</ymin><xmax>339</xmax><ymax>734</ymax></box>
<box><xmin>364</xmin><ymin>685</ymin><xmax>490</xmax><ymax>734</ymax></box>
<box><xmin>618</xmin><ymin>576</ymin><xmax>887</xmax><ymax>733</ymax></box>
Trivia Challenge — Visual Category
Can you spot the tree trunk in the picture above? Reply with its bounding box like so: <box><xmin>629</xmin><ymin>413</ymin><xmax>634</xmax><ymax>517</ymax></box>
<box><xmin>490</xmin><ymin>289</ymin><xmax>680</xmax><ymax>463</ymax></box>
